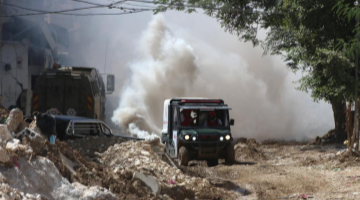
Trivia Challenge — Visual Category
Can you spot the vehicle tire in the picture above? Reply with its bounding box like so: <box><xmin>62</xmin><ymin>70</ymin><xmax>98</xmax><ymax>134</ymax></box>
<box><xmin>207</xmin><ymin>159</ymin><xmax>219</xmax><ymax>167</ymax></box>
<box><xmin>225</xmin><ymin>143</ymin><xmax>235</xmax><ymax>165</ymax></box>
<box><xmin>178</xmin><ymin>146</ymin><xmax>189</xmax><ymax>166</ymax></box>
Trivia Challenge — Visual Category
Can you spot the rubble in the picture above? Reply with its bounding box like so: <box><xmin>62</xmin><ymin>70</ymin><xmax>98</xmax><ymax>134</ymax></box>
<box><xmin>6</xmin><ymin>108</ymin><xmax>26</xmax><ymax>134</ymax></box>
<box><xmin>0</xmin><ymin>110</ymin><xmax>244</xmax><ymax>199</ymax></box>
<box><xmin>0</xmin><ymin>157</ymin><xmax>118</xmax><ymax>200</ymax></box>
<box><xmin>234</xmin><ymin>138</ymin><xmax>265</xmax><ymax>162</ymax></box>
<box><xmin>19</xmin><ymin>128</ymin><xmax>47</xmax><ymax>154</ymax></box>
<box><xmin>29</xmin><ymin>118</ymin><xmax>42</xmax><ymax>135</ymax></box>
<box><xmin>0</xmin><ymin>125</ymin><xmax>12</xmax><ymax>144</ymax></box>
<box><xmin>6</xmin><ymin>138</ymin><xmax>21</xmax><ymax>152</ymax></box>
<box><xmin>0</xmin><ymin>183</ymin><xmax>48</xmax><ymax>200</ymax></box>
<box><xmin>65</xmin><ymin>137</ymin><xmax>126</xmax><ymax>159</ymax></box>
<box><xmin>101</xmin><ymin>141</ymin><xmax>242</xmax><ymax>200</ymax></box>
<box><xmin>132</xmin><ymin>171</ymin><xmax>161</xmax><ymax>195</ymax></box>
<box><xmin>0</xmin><ymin>147</ymin><xmax>10</xmax><ymax>163</ymax></box>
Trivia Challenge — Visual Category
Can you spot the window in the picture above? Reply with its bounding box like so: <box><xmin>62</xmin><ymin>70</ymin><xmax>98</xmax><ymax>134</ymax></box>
<box><xmin>180</xmin><ymin>109</ymin><xmax>229</xmax><ymax>128</ymax></box>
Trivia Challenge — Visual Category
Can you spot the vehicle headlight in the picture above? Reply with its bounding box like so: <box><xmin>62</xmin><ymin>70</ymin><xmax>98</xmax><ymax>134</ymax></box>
<box><xmin>225</xmin><ymin>135</ymin><xmax>231</xmax><ymax>140</ymax></box>
<box><xmin>220</xmin><ymin>136</ymin><xmax>224</xmax><ymax>141</ymax></box>
<box><xmin>184</xmin><ymin>135</ymin><xmax>190</xmax><ymax>140</ymax></box>
<box><xmin>192</xmin><ymin>136</ymin><xmax>197</xmax><ymax>141</ymax></box>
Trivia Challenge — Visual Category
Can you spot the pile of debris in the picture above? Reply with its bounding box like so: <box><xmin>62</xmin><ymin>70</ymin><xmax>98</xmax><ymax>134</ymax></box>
<box><xmin>0</xmin><ymin>109</ymin><xmax>119</xmax><ymax>200</ymax></box>
<box><xmin>100</xmin><ymin>141</ymin><xmax>242</xmax><ymax>200</ymax></box>
<box><xmin>0</xmin><ymin>108</ymin><xmax>245</xmax><ymax>200</ymax></box>
<box><xmin>65</xmin><ymin>137</ymin><xmax>126</xmax><ymax>159</ymax></box>
<box><xmin>234</xmin><ymin>138</ymin><xmax>266</xmax><ymax>162</ymax></box>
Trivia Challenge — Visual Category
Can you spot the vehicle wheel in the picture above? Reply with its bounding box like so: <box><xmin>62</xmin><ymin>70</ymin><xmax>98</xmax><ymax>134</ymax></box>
<box><xmin>178</xmin><ymin>146</ymin><xmax>189</xmax><ymax>166</ymax></box>
<box><xmin>207</xmin><ymin>159</ymin><xmax>219</xmax><ymax>167</ymax></box>
<box><xmin>225</xmin><ymin>143</ymin><xmax>235</xmax><ymax>165</ymax></box>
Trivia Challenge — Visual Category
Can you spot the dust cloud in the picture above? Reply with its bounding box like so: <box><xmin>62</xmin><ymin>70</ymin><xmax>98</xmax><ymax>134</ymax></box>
<box><xmin>111</xmin><ymin>15</ymin><xmax>198</xmax><ymax>140</ymax></box>
<box><xmin>112</xmin><ymin>14</ymin><xmax>333</xmax><ymax>141</ymax></box>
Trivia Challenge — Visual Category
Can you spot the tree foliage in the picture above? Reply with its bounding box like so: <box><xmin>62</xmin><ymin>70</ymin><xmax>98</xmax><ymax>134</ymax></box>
<box><xmin>334</xmin><ymin>0</ymin><xmax>360</xmax><ymax>59</ymax></box>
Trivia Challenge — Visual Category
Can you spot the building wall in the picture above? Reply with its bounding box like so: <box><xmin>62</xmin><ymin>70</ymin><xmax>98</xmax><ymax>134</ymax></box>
<box><xmin>0</xmin><ymin>42</ymin><xmax>28</xmax><ymax>110</ymax></box>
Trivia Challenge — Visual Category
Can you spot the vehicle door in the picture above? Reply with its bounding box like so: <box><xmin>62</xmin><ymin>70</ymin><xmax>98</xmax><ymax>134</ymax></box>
<box><xmin>171</xmin><ymin>106</ymin><xmax>180</xmax><ymax>157</ymax></box>
<box><xmin>46</xmin><ymin>77</ymin><xmax>64</xmax><ymax>112</ymax></box>
<box><xmin>64</xmin><ymin>78</ymin><xmax>80</xmax><ymax>116</ymax></box>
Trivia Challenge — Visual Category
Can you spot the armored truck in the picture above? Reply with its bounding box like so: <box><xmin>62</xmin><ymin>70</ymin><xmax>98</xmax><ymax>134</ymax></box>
<box><xmin>31</xmin><ymin>66</ymin><xmax>114</xmax><ymax>121</ymax></box>
<box><xmin>161</xmin><ymin>98</ymin><xmax>235</xmax><ymax>167</ymax></box>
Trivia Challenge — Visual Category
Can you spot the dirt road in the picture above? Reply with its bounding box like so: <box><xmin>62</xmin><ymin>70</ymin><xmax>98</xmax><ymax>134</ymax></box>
<box><xmin>44</xmin><ymin>136</ymin><xmax>360</xmax><ymax>200</ymax></box>
<box><xmin>179</xmin><ymin>140</ymin><xmax>360</xmax><ymax>199</ymax></box>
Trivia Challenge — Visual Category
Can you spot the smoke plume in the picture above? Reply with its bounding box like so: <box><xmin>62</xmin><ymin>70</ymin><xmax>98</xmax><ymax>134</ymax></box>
<box><xmin>112</xmin><ymin>15</ymin><xmax>198</xmax><ymax>140</ymax></box>
<box><xmin>112</xmin><ymin>14</ymin><xmax>333</xmax><ymax>141</ymax></box>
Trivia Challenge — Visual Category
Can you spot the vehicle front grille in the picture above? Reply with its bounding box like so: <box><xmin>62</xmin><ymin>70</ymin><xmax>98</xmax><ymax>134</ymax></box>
<box><xmin>199</xmin><ymin>135</ymin><xmax>218</xmax><ymax>141</ymax></box>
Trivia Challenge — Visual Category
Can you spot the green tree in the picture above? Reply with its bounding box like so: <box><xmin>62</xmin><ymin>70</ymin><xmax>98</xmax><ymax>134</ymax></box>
<box><xmin>154</xmin><ymin>0</ymin><xmax>357</xmax><ymax>139</ymax></box>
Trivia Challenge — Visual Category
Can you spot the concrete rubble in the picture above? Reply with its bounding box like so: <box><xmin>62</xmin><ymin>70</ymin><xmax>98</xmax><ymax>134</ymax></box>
<box><xmin>0</xmin><ymin>109</ymin><xmax>120</xmax><ymax>200</ymax></box>
<box><xmin>0</xmin><ymin>157</ymin><xmax>118</xmax><ymax>200</ymax></box>
<box><xmin>0</xmin><ymin>108</ymin><xmax>243</xmax><ymax>200</ymax></box>
<box><xmin>0</xmin><ymin>125</ymin><xmax>12</xmax><ymax>144</ymax></box>
<box><xmin>19</xmin><ymin>128</ymin><xmax>47</xmax><ymax>154</ymax></box>
<box><xmin>132</xmin><ymin>171</ymin><xmax>161</xmax><ymax>195</ymax></box>
<box><xmin>101</xmin><ymin>141</ymin><xmax>242</xmax><ymax>200</ymax></box>
<box><xmin>6</xmin><ymin>108</ymin><xmax>27</xmax><ymax>134</ymax></box>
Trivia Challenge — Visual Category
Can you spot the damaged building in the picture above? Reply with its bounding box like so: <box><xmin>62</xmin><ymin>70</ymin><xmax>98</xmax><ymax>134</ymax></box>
<box><xmin>0</xmin><ymin>0</ymin><xmax>79</xmax><ymax>115</ymax></box>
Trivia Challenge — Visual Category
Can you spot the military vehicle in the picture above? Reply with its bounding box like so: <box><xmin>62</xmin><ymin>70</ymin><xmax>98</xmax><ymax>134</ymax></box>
<box><xmin>161</xmin><ymin>98</ymin><xmax>235</xmax><ymax>167</ymax></box>
<box><xmin>31</xmin><ymin>66</ymin><xmax>115</xmax><ymax>121</ymax></box>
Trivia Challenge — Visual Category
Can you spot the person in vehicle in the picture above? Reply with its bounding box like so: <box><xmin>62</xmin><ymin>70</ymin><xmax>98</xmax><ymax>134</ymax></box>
<box><xmin>205</xmin><ymin>111</ymin><xmax>222</xmax><ymax>127</ymax></box>
<box><xmin>181</xmin><ymin>109</ymin><xmax>194</xmax><ymax>126</ymax></box>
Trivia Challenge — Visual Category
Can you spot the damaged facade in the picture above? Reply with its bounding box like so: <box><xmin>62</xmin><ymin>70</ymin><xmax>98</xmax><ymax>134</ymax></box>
<box><xmin>0</xmin><ymin>0</ymin><xmax>78</xmax><ymax>115</ymax></box>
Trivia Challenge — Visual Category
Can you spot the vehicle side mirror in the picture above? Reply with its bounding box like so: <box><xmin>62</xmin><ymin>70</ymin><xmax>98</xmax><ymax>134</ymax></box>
<box><xmin>106</xmin><ymin>74</ymin><xmax>115</xmax><ymax>94</ymax></box>
<box><xmin>230</xmin><ymin>119</ymin><xmax>235</xmax><ymax>126</ymax></box>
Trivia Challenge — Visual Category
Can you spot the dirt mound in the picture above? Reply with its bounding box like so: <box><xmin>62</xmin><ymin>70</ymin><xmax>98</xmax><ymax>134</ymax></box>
<box><xmin>65</xmin><ymin>137</ymin><xmax>126</xmax><ymax>159</ymax></box>
<box><xmin>101</xmin><ymin>140</ymin><xmax>242</xmax><ymax>200</ymax></box>
<box><xmin>235</xmin><ymin>138</ymin><xmax>265</xmax><ymax>162</ymax></box>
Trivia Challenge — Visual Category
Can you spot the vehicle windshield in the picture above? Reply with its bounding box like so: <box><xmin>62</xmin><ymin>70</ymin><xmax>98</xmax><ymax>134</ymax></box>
<box><xmin>179</xmin><ymin>108</ymin><xmax>229</xmax><ymax>128</ymax></box>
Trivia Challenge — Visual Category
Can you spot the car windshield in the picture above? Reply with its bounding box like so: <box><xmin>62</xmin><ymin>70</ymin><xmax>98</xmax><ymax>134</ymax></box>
<box><xmin>179</xmin><ymin>108</ymin><xmax>229</xmax><ymax>128</ymax></box>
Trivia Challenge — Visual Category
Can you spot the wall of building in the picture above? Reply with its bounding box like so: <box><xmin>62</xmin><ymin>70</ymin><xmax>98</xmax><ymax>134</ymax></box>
<box><xmin>0</xmin><ymin>42</ymin><xmax>28</xmax><ymax>110</ymax></box>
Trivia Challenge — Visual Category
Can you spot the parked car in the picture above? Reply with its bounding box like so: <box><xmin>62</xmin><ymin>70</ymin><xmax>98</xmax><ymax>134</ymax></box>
<box><xmin>24</xmin><ymin>114</ymin><xmax>142</xmax><ymax>141</ymax></box>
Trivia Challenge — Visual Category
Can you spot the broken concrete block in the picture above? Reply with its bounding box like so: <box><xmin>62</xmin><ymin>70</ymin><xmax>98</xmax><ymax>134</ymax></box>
<box><xmin>0</xmin><ymin>125</ymin><xmax>12</xmax><ymax>143</ymax></box>
<box><xmin>132</xmin><ymin>171</ymin><xmax>161</xmax><ymax>195</ymax></box>
<box><xmin>0</xmin><ymin>147</ymin><xmax>10</xmax><ymax>163</ymax></box>
<box><xmin>6</xmin><ymin>138</ymin><xmax>20</xmax><ymax>152</ymax></box>
<box><xmin>19</xmin><ymin>128</ymin><xmax>46</xmax><ymax>154</ymax></box>
<box><xmin>5</xmin><ymin>108</ymin><xmax>23</xmax><ymax>133</ymax></box>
